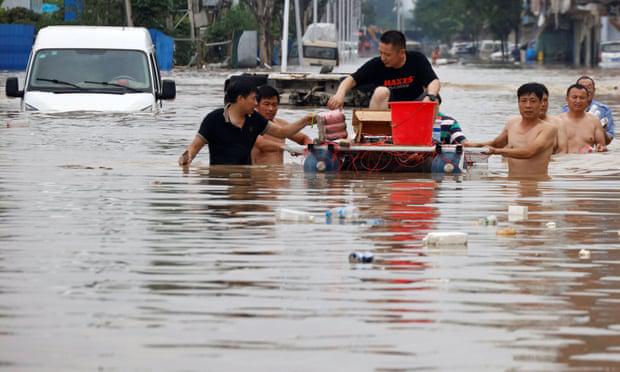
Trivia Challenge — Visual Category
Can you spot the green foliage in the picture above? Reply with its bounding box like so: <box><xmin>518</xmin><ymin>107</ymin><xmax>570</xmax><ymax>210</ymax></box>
<box><xmin>0</xmin><ymin>6</ymin><xmax>66</xmax><ymax>30</ymax></box>
<box><xmin>206</xmin><ymin>3</ymin><xmax>257</xmax><ymax>43</ymax></box>
<box><xmin>414</xmin><ymin>0</ymin><xmax>521</xmax><ymax>44</ymax></box>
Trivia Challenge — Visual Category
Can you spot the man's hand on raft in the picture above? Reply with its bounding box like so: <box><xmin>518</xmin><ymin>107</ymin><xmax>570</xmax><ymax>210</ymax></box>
<box><xmin>327</xmin><ymin>94</ymin><xmax>345</xmax><ymax>110</ymax></box>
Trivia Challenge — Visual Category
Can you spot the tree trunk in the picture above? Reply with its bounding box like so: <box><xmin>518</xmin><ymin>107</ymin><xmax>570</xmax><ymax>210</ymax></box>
<box><xmin>244</xmin><ymin>0</ymin><xmax>276</xmax><ymax>66</ymax></box>
<box><xmin>124</xmin><ymin>0</ymin><xmax>133</xmax><ymax>27</ymax></box>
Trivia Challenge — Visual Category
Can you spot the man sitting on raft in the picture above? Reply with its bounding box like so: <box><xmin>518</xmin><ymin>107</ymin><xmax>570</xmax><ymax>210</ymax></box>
<box><xmin>327</xmin><ymin>30</ymin><xmax>440</xmax><ymax>110</ymax></box>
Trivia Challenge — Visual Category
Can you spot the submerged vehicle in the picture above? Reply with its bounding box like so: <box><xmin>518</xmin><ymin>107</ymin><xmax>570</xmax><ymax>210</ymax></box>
<box><xmin>5</xmin><ymin>26</ymin><xmax>176</xmax><ymax>112</ymax></box>
<box><xmin>302</xmin><ymin>23</ymin><xmax>339</xmax><ymax>67</ymax></box>
<box><xmin>600</xmin><ymin>41</ymin><xmax>620</xmax><ymax>68</ymax></box>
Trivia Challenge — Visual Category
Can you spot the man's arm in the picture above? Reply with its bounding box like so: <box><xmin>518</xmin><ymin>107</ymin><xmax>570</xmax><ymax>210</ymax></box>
<box><xmin>254</xmin><ymin>135</ymin><xmax>286</xmax><ymax>152</ymax></box>
<box><xmin>265</xmin><ymin>114</ymin><xmax>313</xmax><ymax>138</ymax></box>
<box><xmin>594</xmin><ymin>120</ymin><xmax>608</xmax><ymax>151</ymax></box>
<box><xmin>273</xmin><ymin>118</ymin><xmax>313</xmax><ymax>144</ymax></box>
<box><xmin>327</xmin><ymin>76</ymin><xmax>357</xmax><ymax>110</ymax></box>
<box><xmin>489</xmin><ymin>126</ymin><xmax>557</xmax><ymax>159</ymax></box>
<box><xmin>466</xmin><ymin>127</ymin><xmax>509</xmax><ymax>148</ymax></box>
<box><xmin>603</xmin><ymin>109</ymin><xmax>614</xmax><ymax>144</ymax></box>
<box><xmin>422</xmin><ymin>79</ymin><xmax>441</xmax><ymax>102</ymax></box>
<box><xmin>291</xmin><ymin>132</ymin><xmax>313</xmax><ymax>145</ymax></box>
<box><xmin>178</xmin><ymin>135</ymin><xmax>207</xmax><ymax>166</ymax></box>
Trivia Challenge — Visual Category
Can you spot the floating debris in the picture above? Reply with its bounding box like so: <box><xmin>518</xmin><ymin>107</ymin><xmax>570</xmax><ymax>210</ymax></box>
<box><xmin>496</xmin><ymin>228</ymin><xmax>517</xmax><ymax>236</ymax></box>
<box><xmin>275</xmin><ymin>208</ymin><xmax>315</xmax><ymax>223</ymax></box>
<box><xmin>349</xmin><ymin>252</ymin><xmax>374</xmax><ymax>264</ymax></box>
<box><xmin>508</xmin><ymin>205</ymin><xmax>528</xmax><ymax>222</ymax></box>
<box><xmin>578</xmin><ymin>249</ymin><xmax>591</xmax><ymax>259</ymax></box>
<box><xmin>423</xmin><ymin>232</ymin><xmax>468</xmax><ymax>246</ymax></box>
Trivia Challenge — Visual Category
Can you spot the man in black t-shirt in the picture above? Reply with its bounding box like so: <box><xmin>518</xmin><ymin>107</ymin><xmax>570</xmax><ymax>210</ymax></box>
<box><xmin>327</xmin><ymin>30</ymin><xmax>440</xmax><ymax>110</ymax></box>
<box><xmin>178</xmin><ymin>80</ymin><xmax>313</xmax><ymax>166</ymax></box>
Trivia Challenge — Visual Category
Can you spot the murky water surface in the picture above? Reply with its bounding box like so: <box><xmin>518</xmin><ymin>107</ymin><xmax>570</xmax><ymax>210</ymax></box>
<box><xmin>1</xmin><ymin>63</ymin><xmax>620</xmax><ymax>371</ymax></box>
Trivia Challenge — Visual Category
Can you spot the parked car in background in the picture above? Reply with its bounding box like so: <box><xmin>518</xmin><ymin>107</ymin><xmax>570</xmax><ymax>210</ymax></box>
<box><xmin>449</xmin><ymin>41</ymin><xmax>475</xmax><ymax>56</ymax></box>
<box><xmin>406</xmin><ymin>40</ymin><xmax>422</xmax><ymax>53</ymax></box>
<box><xmin>600</xmin><ymin>41</ymin><xmax>620</xmax><ymax>68</ymax></box>
<box><xmin>478</xmin><ymin>40</ymin><xmax>502</xmax><ymax>60</ymax></box>
<box><xmin>491</xmin><ymin>43</ymin><xmax>516</xmax><ymax>62</ymax></box>
<box><xmin>5</xmin><ymin>26</ymin><xmax>176</xmax><ymax>112</ymax></box>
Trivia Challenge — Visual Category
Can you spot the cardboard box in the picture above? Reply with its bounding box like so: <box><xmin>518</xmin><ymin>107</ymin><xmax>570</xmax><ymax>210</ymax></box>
<box><xmin>352</xmin><ymin>109</ymin><xmax>392</xmax><ymax>142</ymax></box>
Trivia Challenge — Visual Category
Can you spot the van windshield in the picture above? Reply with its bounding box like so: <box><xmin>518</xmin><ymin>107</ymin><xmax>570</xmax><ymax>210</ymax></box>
<box><xmin>28</xmin><ymin>49</ymin><xmax>152</xmax><ymax>93</ymax></box>
<box><xmin>602</xmin><ymin>43</ymin><xmax>620</xmax><ymax>53</ymax></box>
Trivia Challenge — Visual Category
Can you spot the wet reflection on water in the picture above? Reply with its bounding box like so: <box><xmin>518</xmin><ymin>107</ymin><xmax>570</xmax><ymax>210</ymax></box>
<box><xmin>1</xmin><ymin>67</ymin><xmax>620</xmax><ymax>370</ymax></box>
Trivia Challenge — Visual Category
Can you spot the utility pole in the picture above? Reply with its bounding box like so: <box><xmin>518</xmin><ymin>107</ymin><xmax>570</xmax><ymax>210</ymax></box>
<box><xmin>282</xmin><ymin>0</ymin><xmax>290</xmax><ymax>72</ymax></box>
<box><xmin>294</xmin><ymin>0</ymin><xmax>305</xmax><ymax>66</ymax></box>
<box><xmin>124</xmin><ymin>0</ymin><xmax>133</xmax><ymax>26</ymax></box>
<box><xmin>313</xmin><ymin>0</ymin><xmax>317</xmax><ymax>24</ymax></box>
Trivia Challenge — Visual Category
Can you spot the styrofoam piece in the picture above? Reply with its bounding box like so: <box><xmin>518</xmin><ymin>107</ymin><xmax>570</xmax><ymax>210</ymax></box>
<box><xmin>508</xmin><ymin>205</ymin><xmax>528</xmax><ymax>222</ymax></box>
<box><xmin>546</xmin><ymin>222</ymin><xmax>557</xmax><ymax>229</ymax></box>
<box><xmin>275</xmin><ymin>208</ymin><xmax>315</xmax><ymax>223</ymax></box>
<box><xmin>423</xmin><ymin>232</ymin><xmax>468</xmax><ymax>246</ymax></box>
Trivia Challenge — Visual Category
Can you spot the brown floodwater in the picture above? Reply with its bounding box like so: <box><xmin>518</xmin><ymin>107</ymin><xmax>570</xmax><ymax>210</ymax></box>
<box><xmin>1</xmin><ymin>63</ymin><xmax>620</xmax><ymax>371</ymax></box>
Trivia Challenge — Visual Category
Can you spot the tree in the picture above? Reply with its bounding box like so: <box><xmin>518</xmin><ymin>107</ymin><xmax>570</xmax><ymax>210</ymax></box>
<box><xmin>242</xmin><ymin>0</ymin><xmax>277</xmax><ymax>66</ymax></box>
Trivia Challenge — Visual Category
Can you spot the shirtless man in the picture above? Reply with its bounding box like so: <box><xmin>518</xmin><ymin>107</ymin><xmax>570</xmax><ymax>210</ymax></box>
<box><xmin>252</xmin><ymin>85</ymin><xmax>312</xmax><ymax>165</ymax></box>
<box><xmin>558</xmin><ymin>84</ymin><xmax>607</xmax><ymax>154</ymax></box>
<box><xmin>539</xmin><ymin>87</ymin><xmax>568</xmax><ymax>153</ymax></box>
<box><xmin>467</xmin><ymin>83</ymin><xmax>557</xmax><ymax>176</ymax></box>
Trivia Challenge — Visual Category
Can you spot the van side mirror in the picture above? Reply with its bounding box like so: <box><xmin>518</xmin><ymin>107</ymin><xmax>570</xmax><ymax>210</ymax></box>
<box><xmin>158</xmin><ymin>80</ymin><xmax>176</xmax><ymax>100</ymax></box>
<box><xmin>5</xmin><ymin>77</ymin><xmax>23</xmax><ymax>98</ymax></box>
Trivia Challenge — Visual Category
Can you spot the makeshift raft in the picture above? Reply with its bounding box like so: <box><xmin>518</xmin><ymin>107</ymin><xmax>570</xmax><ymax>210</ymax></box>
<box><xmin>287</xmin><ymin>142</ymin><xmax>486</xmax><ymax>173</ymax></box>
<box><xmin>288</xmin><ymin>108</ymin><xmax>487</xmax><ymax>174</ymax></box>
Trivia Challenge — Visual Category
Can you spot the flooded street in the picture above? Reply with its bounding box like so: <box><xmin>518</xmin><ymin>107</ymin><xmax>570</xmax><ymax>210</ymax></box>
<box><xmin>1</xmin><ymin>64</ymin><xmax>620</xmax><ymax>371</ymax></box>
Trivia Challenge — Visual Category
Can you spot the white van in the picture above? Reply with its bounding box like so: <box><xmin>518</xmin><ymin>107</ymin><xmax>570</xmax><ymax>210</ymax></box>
<box><xmin>5</xmin><ymin>26</ymin><xmax>176</xmax><ymax>112</ymax></box>
<box><xmin>302</xmin><ymin>23</ymin><xmax>339</xmax><ymax>67</ymax></box>
<box><xmin>600</xmin><ymin>41</ymin><xmax>620</xmax><ymax>68</ymax></box>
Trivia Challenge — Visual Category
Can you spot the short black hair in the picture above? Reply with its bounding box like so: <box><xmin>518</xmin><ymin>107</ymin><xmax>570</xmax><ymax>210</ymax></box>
<box><xmin>566</xmin><ymin>83</ymin><xmax>588</xmax><ymax>97</ymax></box>
<box><xmin>576</xmin><ymin>75</ymin><xmax>595</xmax><ymax>88</ymax></box>
<box><xmin>257</xmin><ymin>85</ymin><xmax>280</xmax><ymax>103</ymax></box>
<box><xmin>224</xmin><ymin>80</ymin><xmax>258</xmax><ymax>104</ymax></box>
<box><xmin>517</xmin><ymin>82</ymin><xmax>546</xmax><ymax>100</ymax></box>
<box><xmin>541</xmin><ymin>84</ymin><xmax>549</xmax><ymax>97</ymax></box>
<box><xmin>379</xmin><ymin>30</ymin><xmax>406</xmax><ymax>50</ymax></box>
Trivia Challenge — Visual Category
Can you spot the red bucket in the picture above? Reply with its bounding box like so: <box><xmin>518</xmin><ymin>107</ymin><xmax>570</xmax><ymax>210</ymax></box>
<box><xmin>389</xmin><ymin>101</ymin><xmax>437</xmax><ymax>145</ymax></box>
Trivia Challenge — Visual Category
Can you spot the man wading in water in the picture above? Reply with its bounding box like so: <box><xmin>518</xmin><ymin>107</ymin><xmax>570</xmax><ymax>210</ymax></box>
<box><xmin>467</xmin><ymin>83</ymin><xmax>557</xmax><ymax>177</ymax></box>
<box><xmin>178</xmin><ymin>80</ymin><xmax>313</xmax><ymax>166</ymax></box>
<box><xmin>557</xmin><ymin>84</ymin><xmax>608</xmax><ymax>154</ymax></box>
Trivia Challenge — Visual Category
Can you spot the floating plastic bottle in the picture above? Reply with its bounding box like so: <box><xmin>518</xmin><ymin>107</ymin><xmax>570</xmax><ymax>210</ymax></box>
<box><xmin>422</xmin><ymin>232</ymin><xmax>468</xmax><ymax>246</ymax></box>
<box><xmin>349</xmin><ymin>251</ymin><xmax>374</xmax><ymax>263</ymax></box>
<box><xmin>325</xmin><ymin>206</ymin><xmax>360</xmax><ymax>221</ymax></box>
<box><xmin>478</xmin><ymin>215</ymin><xmax>498</xmax><ymax>226</ymax></box>
<box><xmin>432</xmin><ymin>121</ymin><xmax>441</xmax><ymax>143</ymax></box>
<box><xmin>275</xmin><ymin>208</ymin><xmax>315</xmax><ymax>223</ymax></box>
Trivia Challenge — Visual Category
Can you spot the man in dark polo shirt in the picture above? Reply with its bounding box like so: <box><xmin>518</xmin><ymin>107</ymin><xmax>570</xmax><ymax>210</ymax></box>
<box><xmin>327</xmin><ymin>30</ymin><xmax>440</xmax><ymax>110</ymax></box>
<box><xmin>178</xmin><ymin>80</ymin><xmax>313</xmax><ymax>166</ymax></box>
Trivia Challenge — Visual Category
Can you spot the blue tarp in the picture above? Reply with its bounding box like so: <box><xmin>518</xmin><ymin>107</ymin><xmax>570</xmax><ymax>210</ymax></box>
<box><xmin>64</xmin><ymin>0</ymin><xmax>83</xmax><ymax>21</ymax></box>
<box><xmin>148</xmin><ymin>29</ymin><xmax>174</xmax><ymax>71</ymax></box>
<box><xmin>42</xmin><ymin>3</ymin><xmax>60</xmax><ymax>13</ymax></box>
<box><xmin>0</xmin><ymin>24</ymin><xmax>35</xmax><ymax>70</ymax></box>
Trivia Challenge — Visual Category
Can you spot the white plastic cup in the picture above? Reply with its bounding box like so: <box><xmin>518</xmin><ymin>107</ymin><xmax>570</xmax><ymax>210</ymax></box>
<box><xmin>508</xmin><ymin>205</ymin><xmax>528</xmax><ymax>222</ymax></box>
